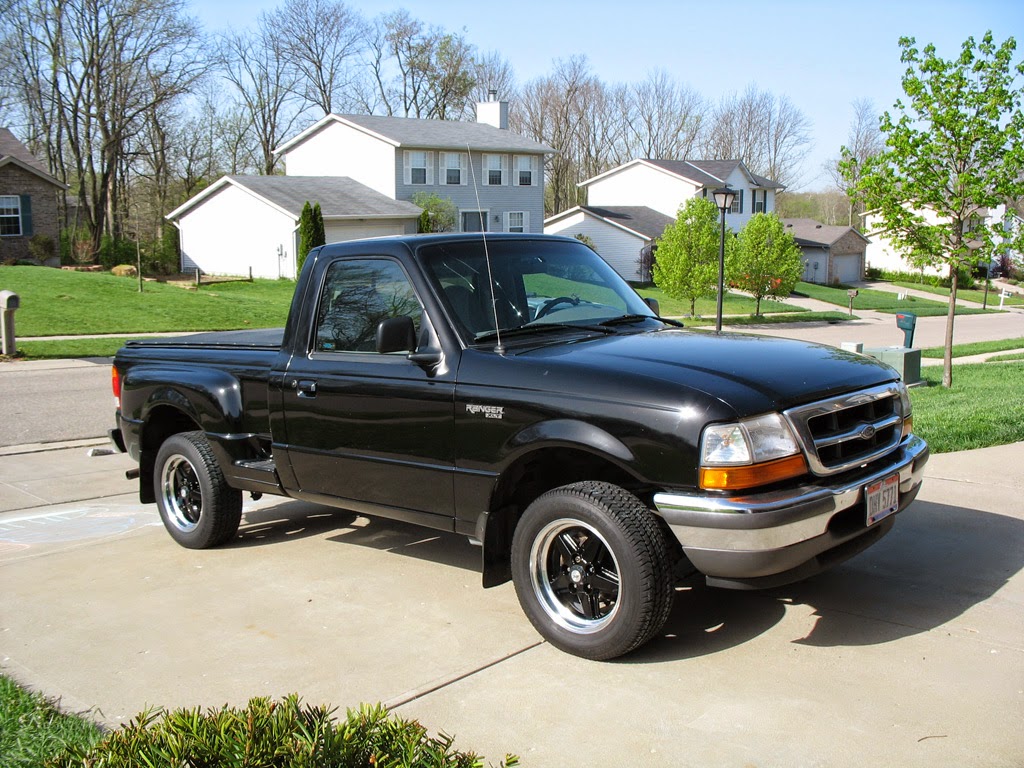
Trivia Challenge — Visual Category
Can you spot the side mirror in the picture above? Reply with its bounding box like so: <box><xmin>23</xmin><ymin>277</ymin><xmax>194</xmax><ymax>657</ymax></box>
<box><xmin>376</xmin><ymin>316</ymin><xmax>416</xmax><ymax>354</ymax></box>
<box><xmin>643</xmin><ymin>296</ymin><xmax>660</xmax><ymax>315</ymax></box>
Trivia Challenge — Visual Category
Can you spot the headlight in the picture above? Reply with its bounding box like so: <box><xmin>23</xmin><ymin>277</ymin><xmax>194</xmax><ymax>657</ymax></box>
<box><xmin>699</xmin><ymin>413</ymin><xmax>808</xmax><ymax>491</ymax></box>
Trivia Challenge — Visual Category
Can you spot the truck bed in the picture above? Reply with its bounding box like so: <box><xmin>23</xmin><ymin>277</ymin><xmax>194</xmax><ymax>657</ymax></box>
<box><xmin>124</xmin><ymin>327</ymin><xmax>285</xmax><ymax>349</ymax></box>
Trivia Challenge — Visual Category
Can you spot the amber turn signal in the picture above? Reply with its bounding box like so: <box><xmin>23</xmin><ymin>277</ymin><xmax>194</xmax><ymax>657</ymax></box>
<box><xmin>700</xmin><ymin>453</ymin><xmax>809</xmax><ymax>491</ymax></box>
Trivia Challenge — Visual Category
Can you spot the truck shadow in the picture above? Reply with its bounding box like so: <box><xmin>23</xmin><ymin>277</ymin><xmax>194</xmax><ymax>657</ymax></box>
<box><xmin>629</xmin><ymin>499</ymin><xmax>1024</xmax><ymax>663</ymax></box>
<box><xmin>230</xmin><ymin>498</ymin><xmax>481</xmax><ymax>572</ymax></box>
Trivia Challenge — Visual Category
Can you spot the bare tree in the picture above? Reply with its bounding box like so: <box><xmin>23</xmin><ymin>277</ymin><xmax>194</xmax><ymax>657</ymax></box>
<box><xmin>220</xmin><ymin>19</ymin><xmax>302</xmax><ymax>175</ymax></box>
<box><xmin>699</xmin><ymin>84</ymin><xmax>811</xmax><ymax>187</ymax></box>
<box><xmin>272</xmin><ymin>0</ymin><xmax>366</xmax><ymax>116</ymax></box>
<box><xmin>827</xmin><ymin>98</ymin><xmax>884</xmax><ymax>225</ymax></box>
<box><xmin>6</xmin><ymin>0</ymin><xmax>206</xmax><ymax>257</ymax></box>
<box><xmin>620</xmin><ymin>70</ymin><xmax>705</xmax><ymax>160</ymax></box>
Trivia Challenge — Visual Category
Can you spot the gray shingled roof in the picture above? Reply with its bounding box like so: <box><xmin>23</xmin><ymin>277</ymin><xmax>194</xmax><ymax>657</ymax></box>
<box><xmin>581</xmin><ymin>206</ymin><xmax>675</xmax><ymax>239</ymax></box>
<box><xmin>226</xmin><ymin>176</ymin><xmax>422</xmax><ymax>219</ymax></box>
<box><xmin>338</xmin><ymin>114</ymin><xmax>555</xmax><ymax>154</ymax></box>
<box><xmin>0</xmin><ymin>127</ymin><xmax>63</xmax><ymax>185</ymax></box>
<box><xmin>645</xmin><ymin>159</ymin><xmax>784</xmax><ymax>189</ymax></box>
<box><xmin>782</xmin><ymin>218</ymin><xmax>868</xmax><ymax>247</ymax></box>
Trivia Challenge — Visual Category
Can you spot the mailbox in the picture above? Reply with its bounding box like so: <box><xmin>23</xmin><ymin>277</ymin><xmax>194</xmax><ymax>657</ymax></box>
<box><xmin>895</xmin><ymin>311</ymin><xmax>917</xmax><ymax>348</ymax></box>
<box><xmin>1</xmin><ymin>289</ymin><xmax>19</xmax><ymax>356</ymax></box>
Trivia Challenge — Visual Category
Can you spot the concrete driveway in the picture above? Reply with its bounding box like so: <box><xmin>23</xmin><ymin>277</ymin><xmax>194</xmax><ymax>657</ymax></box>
<box><xmin>1</xmin><ymin>442</ymin><xmax>1021</xmax><ymax>767</ymax></box>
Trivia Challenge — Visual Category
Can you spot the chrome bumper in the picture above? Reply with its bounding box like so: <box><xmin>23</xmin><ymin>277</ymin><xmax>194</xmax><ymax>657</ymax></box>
<box><xmin>653</xmin><ymin>435</ymin><xmax>930</xmax><ymax>586</ymax></box>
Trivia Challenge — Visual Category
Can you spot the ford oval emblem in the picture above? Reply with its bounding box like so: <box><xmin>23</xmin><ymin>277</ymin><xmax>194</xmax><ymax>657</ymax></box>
<box><xmin>859</xmin><ymin>424</ymin><xmax>877</xmax><ymax>440</ymax></box>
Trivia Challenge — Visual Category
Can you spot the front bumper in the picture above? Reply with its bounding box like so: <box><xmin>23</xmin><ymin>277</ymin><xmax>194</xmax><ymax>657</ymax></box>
<box><xmin>653</xmin><ymin>435</ymin><xmax>929</xmax><ymax>589</ymax></box>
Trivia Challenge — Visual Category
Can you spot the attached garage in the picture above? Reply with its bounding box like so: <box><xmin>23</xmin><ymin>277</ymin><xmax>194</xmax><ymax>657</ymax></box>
<box><xmin>783</xmin><ymin>219</ymin><xmax>869</xmax><ymax>286</ymax></box>
<box><xmin>168</xmin><ymin>176</ymin><xmax>421</xmax><ymax>279</ymax></box>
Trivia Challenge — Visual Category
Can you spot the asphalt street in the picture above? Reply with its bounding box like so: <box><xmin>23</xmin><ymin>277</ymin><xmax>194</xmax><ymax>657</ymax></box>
<box><xmin>0</xmin><ymin>358</ymin><xmax>113</xmax><ymax>447</ymax></box>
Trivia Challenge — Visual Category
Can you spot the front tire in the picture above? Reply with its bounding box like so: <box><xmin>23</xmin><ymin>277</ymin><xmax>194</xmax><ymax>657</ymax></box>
<box><xmin>511</xmin><ymin>481</ymin><xmax>673</xmax><ymax>660</ymax></box>
<box><xmin>154</xmin><ymin>431</ymin><xmax>242</xmax><ymax>549</ymax></box>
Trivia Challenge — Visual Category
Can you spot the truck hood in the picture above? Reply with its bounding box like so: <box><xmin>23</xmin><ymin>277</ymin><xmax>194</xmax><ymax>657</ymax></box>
<box><xmin>509</xmin><ymin>328</ymin><xmax>899</xmax><ymax>417</ymax></box>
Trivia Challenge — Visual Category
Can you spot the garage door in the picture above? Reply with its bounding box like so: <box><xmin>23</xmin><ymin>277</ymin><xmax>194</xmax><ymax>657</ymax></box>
<box><xmin>325</xmin><ymin>222</ymin><xmax>409</xmax><ymax>243</ymax></box>
<box><xmin>833</xmin><ymin>254</ymin><xmax>862</xmax><ymax>284</ymax></box>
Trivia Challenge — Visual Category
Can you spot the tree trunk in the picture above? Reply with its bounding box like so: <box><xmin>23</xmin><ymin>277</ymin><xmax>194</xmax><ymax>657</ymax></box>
<box><xmin>942</xmin><ymin>264</ymin><xmax>958</xmax><ymax>389</ymax></box>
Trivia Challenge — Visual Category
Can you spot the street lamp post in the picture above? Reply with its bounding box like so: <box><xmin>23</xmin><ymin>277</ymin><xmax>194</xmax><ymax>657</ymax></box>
<box><xmin>712</xmin><ymin>186</ymin><xmax>736</xmax><ymax>333</ymax></box>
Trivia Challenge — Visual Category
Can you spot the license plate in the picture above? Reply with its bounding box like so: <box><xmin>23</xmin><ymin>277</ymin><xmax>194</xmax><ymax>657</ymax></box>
<box><xmin>866</xmin><ymin>474</ymin><xmax>899</xmax><ymax>525</ymax></box>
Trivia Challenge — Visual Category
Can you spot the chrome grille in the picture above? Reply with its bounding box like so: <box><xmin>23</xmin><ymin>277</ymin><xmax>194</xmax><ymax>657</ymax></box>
<box><xmin>784</xmin><ymin>383</ymin><xmax>906</xmax><ymax>476</ymax></box>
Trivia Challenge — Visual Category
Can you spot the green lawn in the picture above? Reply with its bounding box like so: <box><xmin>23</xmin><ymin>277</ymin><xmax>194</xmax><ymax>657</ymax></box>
<box><xmin>909</xmin><ymin>362</ymin><xmax>1024</xmax><ymax>453</ymax></box>
<box><xmin>635</xmin><ymin>285</ymin><xmax>806</xmax><ymax>318</ymax></box>
<box><xmin>0</xmin><ymin>675</ymin><xmax>103</xmax><ymax>766</ymax></box>
<box><xmin>0</xmin><ymin>266</ymin><xmax>294</xmax><ymax>336</ymax></box>
<box><xmin>794</xmin><ymin>281</ymin><xmax>992</xmax><ymax>316</ymax></box>
<box><xmin>892</xmin><ymin>280</ymin><xmax>1024</xmax><ymax>306</ymax></box>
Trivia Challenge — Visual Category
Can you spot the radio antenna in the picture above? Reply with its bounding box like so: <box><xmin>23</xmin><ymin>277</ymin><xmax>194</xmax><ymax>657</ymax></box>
<box><xmin>468</xmin><ymin>143</ymin><xmax>505</xmax><ymax>354</ymax></box>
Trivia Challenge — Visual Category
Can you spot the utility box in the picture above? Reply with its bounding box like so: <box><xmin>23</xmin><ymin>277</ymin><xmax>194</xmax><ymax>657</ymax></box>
<box><xmin>864</xmin><ymin>345</ymin><xmax>922</xmax><ymax>386</ymax></box>
<box><xmin>895</xmin><ymin>312</ymin><xmax>917</xmax><ymax>347</ymax></box>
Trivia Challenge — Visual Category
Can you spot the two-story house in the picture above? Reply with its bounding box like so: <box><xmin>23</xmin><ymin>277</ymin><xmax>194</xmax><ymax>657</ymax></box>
<box><xmin>545</xmin><ymin>158</ymin><xmax>783</xmax><ymax>281</ymax></box>
<box><xmin>168</xmin><ymin>97</ymin><xmax>553</xmax><ymax>279</ymax></box>
<box><xmin>0</xmin><ymin>127</ymin><xmax>67</xmax><ymax>265</ymax></box>
<box><xmin>863</xmin><ymin>204</ymin><xmax>1021</xmax><ymax>279</ymax></box>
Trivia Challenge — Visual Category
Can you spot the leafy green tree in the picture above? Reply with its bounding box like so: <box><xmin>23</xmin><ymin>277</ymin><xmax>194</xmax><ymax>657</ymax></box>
<box><xmin>728</xmin><ymin>213</ymin><xmax>803</xmax><ymax>315</ymax></box>
<box><xmin>842</xmin><ymin>32</ymin><xmax>1024</xmax><ymax>388</ymax></box>
<box><xmin>297</xmin><ymin>201</ymin><xmax>315</xmax><ymax>276</ymax></box>
<box><xmin>652</xmin><ymin>197</ymin><xmax>725</xmax><ymax>317</ymax></box>
<box><xmin>412</xmin><ymin>192</ymin><xmax>457</xmax><ymax>232</ymax></box>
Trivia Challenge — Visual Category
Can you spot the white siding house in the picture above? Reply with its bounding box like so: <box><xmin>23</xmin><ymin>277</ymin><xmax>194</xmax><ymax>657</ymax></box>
<box><xmin>545</xmin><ymin>206</ymin><xmax>674</xmax><ymax>282</ymax></box>
<box><xmin>580</xmin><ymin>159</ymin><xmax>783</xmax><ymax>230</ymax></box>
<box><xmin>167</xmin><ymin>96</ymin><xmax>554</xmax><ymax>278</ymax></box>
<box><xmin>167</xmin><ymin>176</ymin><xmax>421</xmax><ymax>279</ymax></box>
<box><xmin>863</xmin><ymin>204</ymin><xmax>1023</xmax><ymax>277</ymax></box>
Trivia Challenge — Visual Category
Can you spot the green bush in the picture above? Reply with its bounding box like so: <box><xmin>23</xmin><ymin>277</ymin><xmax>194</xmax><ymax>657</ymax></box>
<box><xmin>50</xmin><ymin>695</ymin><xmax>518</xmax><ymax>768</ymax></box>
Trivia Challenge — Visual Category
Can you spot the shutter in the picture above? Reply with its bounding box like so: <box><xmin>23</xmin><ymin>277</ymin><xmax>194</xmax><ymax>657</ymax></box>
<box><xmin>503</xmin><ymin>212</ymin><xmax>509</xmax><ymax>231</ymax></box>
<box><xmin>461</xmin><ymin>152</ymin><xmax>468</xmax><ymax>185</ymax></box>
<box><xmin>483</xmin><ymin>155</ymin><xmax>491</xmax><ymax>186</ymax></box>
<box><xmin>438</xmin><ymin>151</ymin><xmax>447</xmax><ymax>184</ymax></box>
<box><xmin>739</xmin><ymin>190</ymin><xmax>744</xmax><ymax>214</ymax></box>
<box><xmin>523</xmin><ymin>211</ymin><xmax>530</xmax><ymax>232</ymax></box>
<box><xmin>426</xmin><ymin>152</ymin><xmax>434</xmax><ymax>185</ymax></box>
<box><xmin>501</xmin><ymin>154</ymin><xmax>508</xmax><ymax>185</ymax></box>
<box><xmin>19</xmin><ymin>195</ymin><xmax>33</xmax><ymax>236</ymax></box>
<box><xmin>403</xmin><ymin>151</ymin><xmax>411</xmax><ymax>185</ymax></box>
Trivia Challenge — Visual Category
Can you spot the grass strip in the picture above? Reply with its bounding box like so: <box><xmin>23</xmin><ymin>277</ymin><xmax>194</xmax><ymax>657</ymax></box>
<box><xmin>892</xmin><ymin>281</ymin><xmax>1024</xmax><ymax>306</ymax></box>
<box><xmin>0</xmin><ymin>675</ymin><xmax>103</xmax><ymax>767</ymax></box>
<box><xmin>919</xmin><ymin>337</ymin><xmax>1024</xmax><ymax>359</ymax></box>
<box><xmin>909</xmin><ymin>362</ymin><xmax>1024</xmax><ymax>453</ymax></box>
<box><xmin>793</xmin><ymin>281</ymin><xmax>993</xmax><ymax>316</ymax></box>
<box><xmin>687</xmin><ymin>311</ymin><xmax>854</xmax><ymax>327</ymax></box>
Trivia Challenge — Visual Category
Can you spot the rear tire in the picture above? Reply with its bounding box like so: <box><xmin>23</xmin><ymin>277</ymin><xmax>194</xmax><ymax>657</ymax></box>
<box><xmin>511</xmin><ymin>481</ymin><xmax>673</xmax><ymax>660</ymax></box>
<box><xmin>154</xmin><ymin>431</ymin><xmax>242</xmax><ymax>549</ymax></box>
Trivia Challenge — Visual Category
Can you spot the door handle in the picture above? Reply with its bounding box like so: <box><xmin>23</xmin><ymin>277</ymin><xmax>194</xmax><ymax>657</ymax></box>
<box><xmin>296</xmin><ymin>379</ymin><xmax>318</xmax><ymax>398</ymax></box>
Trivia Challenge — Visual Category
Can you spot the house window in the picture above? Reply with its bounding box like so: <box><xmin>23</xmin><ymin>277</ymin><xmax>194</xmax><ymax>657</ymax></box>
<box><xmin>404</xmin><ymin>150</ymin><xmax>433</xmax><ymax>185</ymax></box>
<box><xmin>462</xmin><ymin>211</ymin><xmax>488</xmax><ymax>232</ymax></box>
<box><xmin>730</xmin><ymin>190</ymin><xmax>744</xmax><ymax>214</ymax></box>
<box><xmin>440</xmin><ymin>151</ymin><xmax>466</xmax><ymax>186</ymax></box>
<box><xmin>753</xmin><ymin>191</ymin><xmax>765</xmax><ymax>213</ymax></box>
<box><xmin>514</xmin><ymin>155</ymin><xmax>537</xmax><ymax>186</ymax></box>
<box><xmin>0</xmin><ymin>196</ymin><xmax>21</xmax><ymax>236</ymax></box>
<box><xmin>483</xmin><ymin>154</ymin><xmax>506</xmax><ymax>186</ymax></box>
<box><xmin>507</xmin><ymin>211</ymin><xmax>527</xmax><ymax>232</ymax></box>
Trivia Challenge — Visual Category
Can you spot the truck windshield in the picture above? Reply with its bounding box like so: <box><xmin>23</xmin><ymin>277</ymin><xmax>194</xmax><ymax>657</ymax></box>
<box><xmin>420</xmin><ymin>238</ymin><xmax>658</xmax><ymax>344</ymax></box>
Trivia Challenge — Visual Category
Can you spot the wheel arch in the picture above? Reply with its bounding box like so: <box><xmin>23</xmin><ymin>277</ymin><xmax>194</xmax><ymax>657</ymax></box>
<box><xmin>480</xmin><ymin>436</ymin><xmax>656</xmax><ymax>589</ymax></box>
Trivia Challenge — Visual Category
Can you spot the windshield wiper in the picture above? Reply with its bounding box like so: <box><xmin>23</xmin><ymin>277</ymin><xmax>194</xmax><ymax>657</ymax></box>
<box><xmin>474</xmin><ymin>322</ymin><xmax>614</xmax><ymax>344</ymax></box>
<box><xmin>599</xmin><ymin>314</ymin><xmax>684</xmax><ymax>328</ymax></box>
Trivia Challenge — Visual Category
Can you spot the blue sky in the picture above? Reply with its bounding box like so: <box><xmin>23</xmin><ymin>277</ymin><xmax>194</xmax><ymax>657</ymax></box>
<box><xmin>190</xmin><ymin>0</ymin><xmax>1024</xmax><ymax>191</ymax></box>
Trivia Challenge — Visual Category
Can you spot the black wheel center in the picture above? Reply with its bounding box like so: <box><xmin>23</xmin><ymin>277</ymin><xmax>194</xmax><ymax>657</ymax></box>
<box><xmin>569</xmin><ymin>564</ymin><xmax>587</xmax><ymax>586</ymax></box>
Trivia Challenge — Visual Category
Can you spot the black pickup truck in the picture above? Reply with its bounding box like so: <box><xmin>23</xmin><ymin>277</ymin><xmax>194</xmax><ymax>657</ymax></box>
<box><xmin>110</xmin><ymin>233</ymin><xmax>929</xmax><ymax>659</ymax></box>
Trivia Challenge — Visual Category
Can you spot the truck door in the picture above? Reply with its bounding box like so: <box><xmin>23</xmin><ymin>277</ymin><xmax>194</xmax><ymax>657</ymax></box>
<box><xmin>278</xmin><ymin>256</ymin><xmax>456</xmax><ymax>525</ymax></box>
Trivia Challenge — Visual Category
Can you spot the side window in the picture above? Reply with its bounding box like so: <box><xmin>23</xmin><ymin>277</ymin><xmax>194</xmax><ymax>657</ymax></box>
<box><xmin>314</xmin><ymin>259</ymin><xmax>422</xmax><ymax>353</ymax></box>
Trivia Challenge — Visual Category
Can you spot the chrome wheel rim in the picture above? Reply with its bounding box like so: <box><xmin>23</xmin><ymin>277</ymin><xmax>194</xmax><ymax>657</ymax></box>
<box><xmin>160</xmin><ymin>455</ymin><xmax>203</xmax><ymax>532</ymax></box>
<box><xmin>530</xmin><ymin>518</ymin><xmax>621</xmax><ymax>634</ymax></box>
